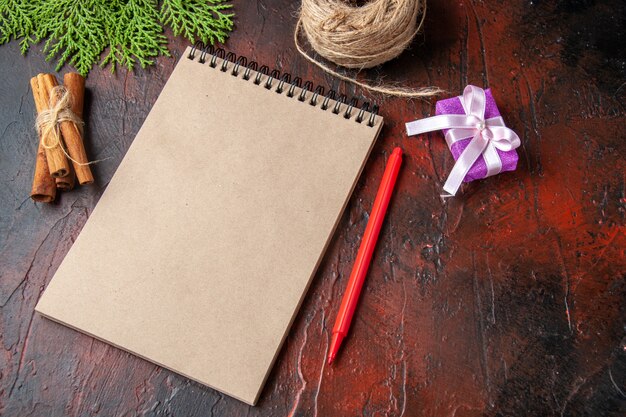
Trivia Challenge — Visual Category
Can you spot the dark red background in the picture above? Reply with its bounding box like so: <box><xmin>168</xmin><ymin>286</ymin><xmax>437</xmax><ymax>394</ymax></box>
<box><xmin>1</xmin><ymin>1</ymin><xmax>624</xmax><ymax>416</ymax></box>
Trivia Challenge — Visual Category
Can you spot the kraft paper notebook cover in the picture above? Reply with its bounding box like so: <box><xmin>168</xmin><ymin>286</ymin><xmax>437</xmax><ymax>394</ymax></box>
<box><xmin>35</xmin><ymin>45</ymin><xmax>383</xmax><ymax>405</ymax></box>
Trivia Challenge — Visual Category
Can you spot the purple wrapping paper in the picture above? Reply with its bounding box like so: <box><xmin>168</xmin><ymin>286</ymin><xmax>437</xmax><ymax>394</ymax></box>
<box><xmin>435</xmin><ymin>88</ymin><xmax>519</xmax><ymax>183</ymax></box>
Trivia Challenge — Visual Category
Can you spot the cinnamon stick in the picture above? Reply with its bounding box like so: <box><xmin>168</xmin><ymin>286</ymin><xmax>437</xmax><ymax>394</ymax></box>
<box><xmin>59</xmin><ymin>72</ymin><xmax>93</xmax><ymax>185</ymax></box>
<box><xmin>36</xmin><ymin>73</ymin><xmax>70</xmax><ymax>178</ymax></box>
<box><xmin>29</xmin><ymin>77</ymin><xmax>57</xmax><ymax>203</ymax></box>
<box><xmin>55</xmin><ymin>166</ymin><xmax>76</xmax><ymax>191</ymax></box>
<box><xmin>64</xmin><ymin>73</ymin><xmax>85</xmax><ymax>118</ymax></box>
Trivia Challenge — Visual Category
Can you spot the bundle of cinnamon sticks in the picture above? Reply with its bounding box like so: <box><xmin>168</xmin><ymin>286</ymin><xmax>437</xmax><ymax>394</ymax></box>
<box><xmin>30</xmin><ymin>73</ymin><xmax>93</xmax><ymax>203</ymax></box>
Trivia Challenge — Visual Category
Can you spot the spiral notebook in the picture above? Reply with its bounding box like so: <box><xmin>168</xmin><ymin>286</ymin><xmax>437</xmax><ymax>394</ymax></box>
<box><xmin>35</xmin><ymin>45</ymin><xmax>383</xmax><ymax>405</ymax></box>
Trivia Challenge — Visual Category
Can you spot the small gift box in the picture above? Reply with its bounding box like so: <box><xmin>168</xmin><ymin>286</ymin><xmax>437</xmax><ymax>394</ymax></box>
<box><xmin>405</xmin><ymin>85</ymin><xmax>521</xmax><ymax>197</ymax></box>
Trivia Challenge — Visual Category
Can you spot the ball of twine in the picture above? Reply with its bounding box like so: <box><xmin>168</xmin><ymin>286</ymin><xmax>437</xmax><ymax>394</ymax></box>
<box><xmin>295</xmin><ymin>0</ymin><xmax>442</xmax><ymax>98</ymax></box>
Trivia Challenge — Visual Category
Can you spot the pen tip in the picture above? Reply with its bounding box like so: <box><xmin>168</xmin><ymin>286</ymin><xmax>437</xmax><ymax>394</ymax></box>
<box><xmin>328</xmin><ymin>332</ymin><xmax>343</xmax><ymax>366</ymax></box>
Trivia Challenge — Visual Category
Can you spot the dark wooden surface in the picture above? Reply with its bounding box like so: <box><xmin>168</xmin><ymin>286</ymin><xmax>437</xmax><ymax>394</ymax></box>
<box><xmin>1</xmin><ymin>1</ymin><xmax>625</xmax><ymax>416</ymax></box>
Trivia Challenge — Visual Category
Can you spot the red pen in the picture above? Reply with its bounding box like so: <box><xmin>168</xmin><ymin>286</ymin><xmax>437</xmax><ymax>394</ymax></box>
<box><xmin>328</xmin><ymin>147</ymin><xmax>403</xmax><ymax>365</ymax></box>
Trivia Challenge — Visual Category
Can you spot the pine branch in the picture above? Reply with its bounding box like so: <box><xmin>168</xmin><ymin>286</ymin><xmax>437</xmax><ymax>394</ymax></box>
<box><xmin>103</xmin><ymin>0</ymin><xmax>170</xmax><ymax>72</ymax></box>
<box><xmin>0</xmin><ymin>0</ymin><xmax>36</xmax><ymax>53</ymax></box>
<box><xmin>33</xmin><ymin>0</ymin><xmax>110</xmax><ymax>75</ymax></box>
<box><xmin>161</xmin><ymin>0</ymin><xmax>233</xmax><ymax>45</ymax></box>
<box><xmin>0</xmin><ymin>0</ymin><xmax>234</xmax><ymax>75</ymax></box>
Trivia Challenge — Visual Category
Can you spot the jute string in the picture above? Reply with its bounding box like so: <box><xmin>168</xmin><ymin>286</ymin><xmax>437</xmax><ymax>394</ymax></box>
<box><xmin>36</xmin><ymin>86</ymin><xmax>102</xmax><ymax>166</ymax></box>
<box><xmin>295</xmin><ymin>0</ymin><xmax>443</xmax><ymax>98</ymax></box>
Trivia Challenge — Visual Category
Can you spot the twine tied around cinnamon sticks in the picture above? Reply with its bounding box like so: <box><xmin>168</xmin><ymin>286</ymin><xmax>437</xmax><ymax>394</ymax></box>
<box><xmin>30</xmin><ymin>73</ymin><xmax>94</xmax><ymax>203</ymax></box>
<box><xmin>36</xmin><ymin>86</ymin><xmax>85</xmax><ymax>161</ymax></box>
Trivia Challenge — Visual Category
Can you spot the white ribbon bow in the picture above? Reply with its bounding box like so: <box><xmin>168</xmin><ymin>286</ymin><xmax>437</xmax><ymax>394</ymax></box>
<box><xmin>405</xmin><ymin>85</ymin><xmax>521</xmax><ymax>197</ymax></box>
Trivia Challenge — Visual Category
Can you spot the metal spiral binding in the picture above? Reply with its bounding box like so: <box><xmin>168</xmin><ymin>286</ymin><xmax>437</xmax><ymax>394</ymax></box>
<box><xmin>187</xmin><ymin>43</ymin><xmax>379</xmax><ymax>127</ymax></box>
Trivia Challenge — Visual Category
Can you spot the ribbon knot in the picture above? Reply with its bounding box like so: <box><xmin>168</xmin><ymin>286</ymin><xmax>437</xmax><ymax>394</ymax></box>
<box><xmin>405</xmin><ymin>85</ymin><xmax>521</xmax><ymax>198</ymax></box>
